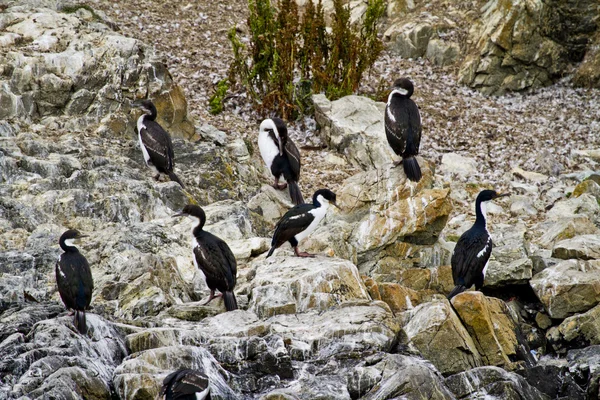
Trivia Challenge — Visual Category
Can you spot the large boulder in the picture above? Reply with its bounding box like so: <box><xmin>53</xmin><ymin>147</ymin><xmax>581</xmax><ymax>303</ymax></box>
<box><xmin>530</xmin><ymin>259</ymin><xmax>600</xmax><ymax>319</ymax></box>
<box><xmin>484</xmin><ymin>223</ymin><xmax>533</xmax><ymax>287</ymax></box>
<box><xmin>552</xmin><ymin>234</ymin><xmax>600</xmax><ymax>260</ymax></box>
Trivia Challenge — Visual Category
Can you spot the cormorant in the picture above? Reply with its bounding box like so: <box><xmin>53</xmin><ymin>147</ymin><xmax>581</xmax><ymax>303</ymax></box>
<box><xmin>56</xmin><ymin>229</ymin><xmax>93</xmax><ymax>334</ymax></box>
<box><xmin>448</xmin><ymin>190</ymin><xmax>509</xmax><ymax>299</ymax></box>
<box><xmin>266</xmin><ymin>189</ymin><xmax>339</xmax><ymax>258</ymax></box>
<box><xmin>160</xmin><ymin>369</ymin><xmax>210</xmax><ymax>400</ymax></box>
<box><xmin>384</xmin><ymin>78</ymin><xmax>422</xmax><ymax>182</ymax></box>
<box><xmin>133</xmin><ymin>99</ymin><xmax>184</xmax><ymax>188</ymax></box>
<box><xmin>258</xmin><ymin>118</ymin><xmax>304</xmax><ymax>205</ymax></box>
<box><xmin>173</xmin><ymin>205</ymin><xmax>237</xmax><ymax>311</ymax></box>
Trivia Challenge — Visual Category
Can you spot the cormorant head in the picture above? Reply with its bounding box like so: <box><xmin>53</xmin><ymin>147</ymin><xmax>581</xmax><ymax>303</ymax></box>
<box><xmin>312</xmin><ymin>189</ymin><xmax>340</xmax><ymax>209</ymax></box>
<box><xmin>172</xmin><ymin>204</ymin><xmax>206</xmax><ymax>227</ymax></box>
<box><xmin>390</xmin><ymin>78</ymin><xmax>414</xmax><ymax>99</ymax></box>
<box><xmin>132</xmin><ymin>99</ymin><xmax>157</xmax><ymax>119</ymax></box>
<box><xmin>259</xmin><ymin>118</ymin><xmax>288</xmax><ymax>155</ymax></box>
<box><xmin>59</xmin><ymin>229</ymin><xmax>87</xmax><ymax>249</ymax></box>
<box><xmin>477</xmin><ymin>189</ymin><xmax>509</xmax><ymax>203</ymax></box>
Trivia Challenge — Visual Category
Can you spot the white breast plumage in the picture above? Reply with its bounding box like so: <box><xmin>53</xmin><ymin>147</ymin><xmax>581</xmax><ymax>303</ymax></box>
<box><xmin>294</xmin><ymin>202</ymin><xmax>329</xmax><ymax>242</ymax></box>
<box><xmin>137</xmin><ymin>114</ymin><xmax>151</xmax><ymax>165</ymax></box>
<box><xmin>258</xmin><ymin>129</ymin><xmax>279</xmax><ymax>170</ymax></box>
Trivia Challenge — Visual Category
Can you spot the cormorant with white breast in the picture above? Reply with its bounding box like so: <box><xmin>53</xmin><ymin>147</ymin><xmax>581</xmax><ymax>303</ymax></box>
<box><xmin>160</xmin><ymin>369</ymin><xmax>210</xmax><ymax>400</ymax></box>
<box><xmin>448</xmin><ymin>190</ymin><xmax>509</xmax><ymax>299</ymax></box>
<box><xmin>133</xmin><ymin>99</ymin><xmax>184</xmax><ymax>188</ymax></box>
<box><xmin>56</xmin><ymin>229</ymin><xmax>94</xmax><ymax>334</ymax></box>
<box><xmin>384</xmin><ymin>78</ymin><xmax>422</xmax><ymax>182</ymax></box>
<box><xmin>258</xmin><ymin>118</ymin><xmax>304</xmax><ymax>205</ymax></box>
<box><xmin>173</xmin><ymin>205</ymin><xmax>237</xmax><ymax>311</ymax></box>
<box><xmin>267</xmin><ymin>189</ymin><xmax>339</xmax><ymax>258</ymax></box>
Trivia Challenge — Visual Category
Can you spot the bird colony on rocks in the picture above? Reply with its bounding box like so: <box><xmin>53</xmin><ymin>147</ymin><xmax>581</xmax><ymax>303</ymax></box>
<box><xmin>1</xmin><ymin>1</ymin><xmax>600</xmax><ymax>400</ymax></box>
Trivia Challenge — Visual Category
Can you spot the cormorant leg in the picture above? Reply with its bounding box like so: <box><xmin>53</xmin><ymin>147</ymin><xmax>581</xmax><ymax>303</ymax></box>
<box><xmin>272</xmin><ymin>177</ymin><xmax>288</xmax><ymax>190</ymax></box>
<box><xmin>202</xmin><ymin>290</ymin><xmax>223</xmax><ymax>305</ymax></box>
<box><xmin>294</xmin><ymin>247</ymin><xmax>315</xmax><ymax>258</ymax></box>
<box><xmin>154</xmin><ymin>173</ymin><xmax>161</xmax><ymax>181</ymax></box>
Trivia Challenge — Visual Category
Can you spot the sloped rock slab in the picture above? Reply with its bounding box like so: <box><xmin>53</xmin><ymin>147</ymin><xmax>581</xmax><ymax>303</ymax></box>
<box><xmin>552</xmin><ymin>234</ymin><xmax>600</xmax><ymax>260</ymax></box>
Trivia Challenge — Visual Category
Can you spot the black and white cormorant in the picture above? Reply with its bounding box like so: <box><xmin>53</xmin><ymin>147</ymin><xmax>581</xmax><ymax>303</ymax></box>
<box><xmin>266</xmin><ymin>189</ymin><xmax>339</xmax><ymax>258</ymax></box>
<box><xmin>258</xmin><ymin>118</ymin><xmax>304</xmax><ymax>205</ymax></box>
<box><xmin>56</xmin><ymin>229</ymin><xmax>94</xmax><ymax>334</ymax></box>
<box><xmin>133</xmin><ymin>99</ymin><xmax>184</xmax><ymax>188</ymax></box>
<box><xmin>173</xmin><ymin>205</ymin><xmax>238</xmax><ymax>311</ymax></box>
<box><xmin>384</xmin><ymin>78</ymin><xmax>422</xmax><ymax>182</ymax></box>
<box><xmin>448</xmin><ymin>190</ymin><xmax>509</xmax><ymax>300</ymax></box>
<box><xmin>160</xmin><ymin>369</ymin><xmax>210</xmax><ymax>400</ymax></box>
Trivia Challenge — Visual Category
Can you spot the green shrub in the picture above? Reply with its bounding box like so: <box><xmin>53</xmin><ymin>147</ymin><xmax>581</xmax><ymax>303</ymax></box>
<box><xmin>226</xmin><ymin>0</ymin><xmax>385</xmax><ymax>119</ymax></box>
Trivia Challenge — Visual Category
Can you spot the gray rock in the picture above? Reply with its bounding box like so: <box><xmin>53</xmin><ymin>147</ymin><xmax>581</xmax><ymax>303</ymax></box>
<box><xmin>384</xmin><ymin>21</ymin><xmax>434</xmax><ymax>59</ymax></box>
<box><xmin>552</xmin><ymin>234</ymin><xmax>600</xmax><ymax>260</ymax></box>
<box><xmin>484</xmin><ymin>223</ymin><xmax>532</xmax><ymax>287</ymax></box>
<box><xmin>445</xmin><ymin>366</ymin><xmax>549</xmax><ymax>400</ymax></box>
<box><xmin>426</xmin><ymin>39</ymin><xmax>460</xmax><ymax>66</ymax></box>
<box><xmin>567</xmin><ymin>346</ymin><xmax>600</xmax><ymax>399</ymax></box>
<box><xmin>440</xmin><ymin>153</ymin><xmax>478</xmax><ymax>177</ymax></box>
<box><xmin>530</xmin><ymin>259</ymin><xmax>600</xmax><ymax>319</ymax></box>
<box><xmin>546</xmin><ymin>193</ymin><xmax>600</xmax><ymax>223</ymax></box>
<box><xmin>535</xmin><ymin>216</ymin><xmax>599</xmax><ymax>249</ymax></box>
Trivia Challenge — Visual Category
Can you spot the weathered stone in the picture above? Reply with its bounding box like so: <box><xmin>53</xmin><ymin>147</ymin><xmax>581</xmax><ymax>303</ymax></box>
<box><xmin>402</xmin><ymin>299</ymin><xmax>482</xmax><ymax>376</ymax></box>
<box><xmin>535</xmin><ymin>216</ymin><xmax>599</xmax><ymax>248</ymax></box>
<box><xmin>384</xmin><ymin>21</ymin><xmax>434</xmax><ymax>59</ymax></box>
<box><xmin>446</xmin><ymin>366</ymin><xmax>549</xmax><ymax>400</ymax></box>
<box><xmin>440</xmin><ymin>153</ymin><xmax>478</xmax><ymax>177</ymax></box>
<box><xmin>426</xmin><ymin>39</ymin><xmax>460</xmax><ymax>66</ymax></box>
<box><xmin>247</xmin><ymin>185</ymin><xmax>294</xmax><ymax>226</ymax></box>
<box><xmin>552</xmin><ymin>234</ymin><xmax>600</xmax><ymax>260</ymax></box>
<box><xmin>556</xmin><ymin>303</ymin><xmax>600</xmax><ymax>347</ymax></box>
<box><xmin>484</xmin><ymin>223</ymin><xmax>532</xmax><ymax>287</ymax></box>
<box><xmin>517</xmin><ymin>358</ymin><xmax>587</xmax><ymax>399</ymax></box>
<box><xmin>567</xmin><ymin>346</ymin><xmax>600</xmax><ymax>399</ymax></box>
<box><xmin>249</xmin><ymin>256</ymin><xmax>370</xmax><ymax>317</ymax></box>
<box><xmin>512</xmin><ymin>167</ymin><xmax>549</xmax><ymax>183</ymax></box>
<box><xmin>377</xmin><ymin>282</ymin><xmax>420</xmax><ymax>313</ymax></box>
<box><xmin>530</xmin><ymin>259</ymin><xmax>600</xmax><ymax>319</ymax></box>
<box><xmin>572</xmin><ymin>178</ymin><xmax>600</xmax><ymax>200</ymax></box>
<box><xmin>451</xmin><ymin>292</ymin><xmax>520</xmax><ymax>368</ymax></box>
<box><xmin>573</xmin><ymin>32</ymin><xmax>600</xmax><ymax>88</ymax></box>
<box><xmin>546</xmin><ymin>193</ymin><xmax>600</xmax><ymax>222</ymax></box>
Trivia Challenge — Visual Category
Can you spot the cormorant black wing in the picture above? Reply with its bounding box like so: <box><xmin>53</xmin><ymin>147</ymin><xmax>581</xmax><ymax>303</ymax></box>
<box><xmin>56</xmin><ymin>252</ymin><xmax>93</xmax><ymax>311</ymax></box>
<box><xmin>385</xmin><ymin>98</ymin><xmax>421</xmax><ymax>156</ymax></box>
<box><xmin>284</xmin><ymin>138</ymin><xmax>301</xmax><ymax>181</ymax></box>
<box><xmin>161</xmin><ymin>369</ymin><xmax>209</xmax><ymax>400</ymax></box>
<box><xmin>272</xmin><ymin>204</ymin><xmax>315</xmax><ymax>247</ymax></box>
<box><xmin>194</xmin><ymin>232</ymin><xmax>236</xmax><ymax>292</ymax></box>
<box><xmin>451</xmin><ymin>229</ymin><xmax>492</xmax><ymax>288</ymax></box>
<box><xmin>140</xmin><ymin>120</ymin><xmax>175</xmax><ymax>173</ymax></box>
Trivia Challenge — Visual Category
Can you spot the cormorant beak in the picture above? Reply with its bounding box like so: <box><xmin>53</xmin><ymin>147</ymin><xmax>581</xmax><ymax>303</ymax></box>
<box><xmin>172</xmin><ymin>211</ymin><xmax>185</xmax><ymax>218</ymax></box>
<box><xmin>495</xmin><ymin>193</ymin><xmax>510</xmax><ymax>199</ymax></box>
<box><xmin>332</xmin><ymin>201</ymin><xmax>342</xmax><ymax>211</ymax></box>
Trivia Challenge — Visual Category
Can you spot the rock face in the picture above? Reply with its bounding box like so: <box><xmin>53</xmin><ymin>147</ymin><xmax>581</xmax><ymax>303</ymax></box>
<box><xmin>459</xmin><ymin>0</ymin><xmax>600</xmax><ymax>94</ymax></box>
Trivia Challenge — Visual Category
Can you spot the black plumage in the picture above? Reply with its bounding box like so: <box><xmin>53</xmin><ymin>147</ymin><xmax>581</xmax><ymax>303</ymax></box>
<box><xmin>267</xmin><ymin>189</ymin><xmax>339</xmax><ymax>258</ymax></box>
<box><xmin>384</xmin><ymin>78</ymin><xmax>422</xmax><ymax>182</ymax></box>
<box><xmin>258</xmin><ymin>118</ymin><xmax>304</xmax><ymax>205</ymax></box>
<box><xmin>173</xmin><ymin>205</ymin><xmax>237</xmax><ymax>311</ymax></box>
<box><xmin>56</xmin><ymin>229</ymin><xmax>93</xmax><ymax>334</ymax></box>
<box><xmin>448</xmin><ymin>190</ymin><xmax>509</xmax><ymax>299</ymax></box>
<box><xmin>134</xmin><ymin>99</ymin><xmax>184</xmax><ymax>188</ymax></box>
<box><xmin>161</xmin><ymin>369</ymin><xmax>210</xmax><ymax>400</ymax></box>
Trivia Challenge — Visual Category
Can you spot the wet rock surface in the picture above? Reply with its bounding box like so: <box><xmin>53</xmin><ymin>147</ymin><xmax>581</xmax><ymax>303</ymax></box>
<box><xmin>1</xmin><ymin>0</ymin><xmax>600</xmax><ymax>399</ymax></box>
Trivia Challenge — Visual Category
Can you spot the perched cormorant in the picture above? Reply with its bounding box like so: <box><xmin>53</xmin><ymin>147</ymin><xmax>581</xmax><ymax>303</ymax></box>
<box><xmin>173</xmin><ymin>205</ymin><xmax>237</xmax><ymax>311</ymax></box>
<box><xmin>267</xmin><ymin>189</ymin><xmax>339</xmax><ymax>258</ymax></box>
<box><xmin>384</xmin><ymin>78</ymin><xmax>422</xmax><ymax>182</ymax></box>
<box><xmin>160</xmin><ymin>369</ymin><xmax>210</xmax><ymax>400</ymax></box>
<box><xmin>448</xmin><ymin>190</ymin><xmax>509</xmax><ymax>299</ymax></box>
<box><xmin>133</xmin><ymin>99</ymin><xmax>184</xmax><ymax>188</ymax></box>
<box><xmin>258</xmin><ymin>118</ymin><xmax>304</xmax><ymax>205</ymax></box>
<box><xmin>56</xmin><ymin>229</ymin><xmax>93</xmax><ymax>334</ymax></box>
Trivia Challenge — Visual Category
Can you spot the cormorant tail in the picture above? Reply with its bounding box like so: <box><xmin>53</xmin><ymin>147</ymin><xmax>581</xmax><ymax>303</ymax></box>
<box><xmin>266</xmin><ymin>246</ymin><xmax>275</xmax><ymax>258</ymax></box>
<box><xmin>403</xmin><ymin>156</ymin><xmax>422</xmax><ymax>182</ymax></box>
<box><xmin>447</xmin><ymin>285</ymin><xmax>467</xmax><ymax>300</ymax></box>
<box><xmin>288</xmin><ymin>181</ymin><xmax>304</xmax><ymax>205</ymax></box>
<box><xmin>74</xmin><ymin>310</ymin><xmax>87</xmax><ymax>335</ymax></box>
<box><xmin>223</xmin><ymin>291</ymin><xmax>238</xmax><ymax>311</ymax></box>
<box><xmin>168</xmin><ymin>171</ymin><xmax>185</xmax><ymax>188</ymax></box>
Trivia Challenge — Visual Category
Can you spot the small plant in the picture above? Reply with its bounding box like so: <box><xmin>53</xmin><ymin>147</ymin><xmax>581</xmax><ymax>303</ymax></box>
<box><xmin>227</xmin><ymin>0</ymin><xmax>385</xmax><ymax>119</ymax></box>
<box><xmin>209</xmin><ymin>79</ymin><xmax>230</xmax><ymax>115</ymax></box>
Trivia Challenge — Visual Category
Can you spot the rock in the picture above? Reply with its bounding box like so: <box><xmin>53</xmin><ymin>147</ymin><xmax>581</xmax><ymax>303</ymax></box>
<box><xmin>517</xmin><ymin>357</ymin><xmax>587</xmax><ymax>399</ymax></box>
<box><xmin>573</xmin><ymin>33</ymin><xmax>600</xmax><ymax>88</ymax></box>
<box><xmin>248</xmin><ymin>256</ymin><xmax>370</xmax><ymax>317</ymax></box>
<box><xmin>359</xmin><ymin>354</ymin><xmax>455</xmax><ymax>400</ymax></box>
<box><xmin>530</xmin><ymin>259</ymin><xmax>600</xmax><ymax>319</ymax></box>
<box><xmin>512</xmin><ymin>167</ymin><xmax>549</xmax><ymax>183</ymax></box>
<box><xmin>552</xmin><ymin>234</ymin><xmax>600</xmax><ymax>260</ymax></box>
<box><xmin>445</xmin><ymin>366</ymin><xmax>549</xmax><ymax>400</ymax></box>
<box><xmin>451</xmin><ymin>292</ymin><xmax>520</xmax><ymax>369</ymax></box>
<box><xmin>426</xmin><ymin>39</ymin><xmax>460</xmax><ymax>66</ymax></box>
<box><xmin>312</xmin><ymin>94</ymin><xmax>395</xmax><ymax>171</ymax></box>
<box><xmin>376</xmin><ymin>282</ymin><xmax>421</xmax><ymax>313</ymax></box>
<box><xmin>402</xmin><ymin>299</ymin><xmax>482</xmax><ymax>376</ymax></box>
<box><xmin>484</xmin><ymin>223</ymin><xmax>532</xmax><ymax>287</ymax></box>
<box><xmin>384</xmin><ymin>21</ymin><xmax>434</xmax><ymax>59</ymax></box>
<box><xmin>546</xmin><ymin>193</ymin><xmax>600</xmax><ymax>223</ymax></box>
<box><xmin>440</xmin><ymin>153</ymin><xmax>478</xmax><ymax>177</ymax></box>
<box><xmin>534</xmin><ymin>216</ymin><xmax>599</xmax><ymax>249</ymax></box>
<box><xmin>114</xmin><ymin>345</ymin><xmax>238</xmax><ymax>399</ymax></box>
<box><xmin>572</xmin><ymin>178</ymin><xmax>600</xmax><ymax>200</ymax></box>
<box><xmin>248</xmin><ymin>185</ymin><xmax>295</xmax><ymax>226</ymax></box>
<box><xmin>509</xmin><ymin>195</ymin><xmax>538</xmax><ymax>216</ymax></box>
<box><xmin>556</xmin><ymin>303</ymin><xmax>600</xmax><ymax>348</ymax></box>
<box><xmin>567</xmin><ymin>346</ymin><xmax>600</xmax><ymax>399</ymax></box>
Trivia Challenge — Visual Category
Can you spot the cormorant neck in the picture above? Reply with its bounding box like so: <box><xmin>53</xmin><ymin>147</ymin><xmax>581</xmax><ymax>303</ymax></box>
<box><xmin>192</xmin><ymin>214</ymin><xmax>206</xmax><ymax>237</ymax></box>
<box><xmin>60</xmin><ymin>238</ymin><xmax>78</xmax><ymax>252</ymax></box>
<box><xmin>475</xmin><ymin>199</ymin><xmax>487</xmax><ymax>228</ymax></box>
<box><xmin>144</xmin><ymin>110</ymin><xmax>157</xmax><ymax>121</ymax></box>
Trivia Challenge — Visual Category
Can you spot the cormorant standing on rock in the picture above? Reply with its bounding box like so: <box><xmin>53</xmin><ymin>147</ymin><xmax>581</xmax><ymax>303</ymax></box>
<box><xmin>161</xmin><ymin>369</ymin><xmax>210</xmax><ymax>400</ymax></box>
<box><xmin>448</xmin><ymin>190</ymin><xmax>509</xmax><ymax>299</ymax></box>
<box><xmin>267</xmin><ymin>189</ymin><xmax>339</xmax><ymax>258</ymax></box>
<box><xmin>384</xmin><ymin>78</ymin><xmax>422</xmax><ymax>182</ymax></box>
<box><xmin>133</xmin><ymin>99</ymin><xmax>184</xmax><ymax>188</ymax></box>
<box><xmin>56</xmin><ymin>229</ymin><xmax>93</xmax><ymax>334</ymax></box>
<box><xmin>258</xmin><ymin>118</ymin><xmax>304</xmax><ymax>205</ymax></box>
<box><xmin>173</xmin><ymin>205</ymin><xmax>237</xmax><ymax>311</ymax></box>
